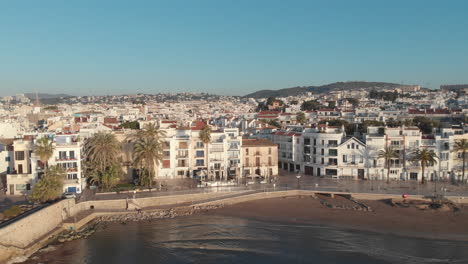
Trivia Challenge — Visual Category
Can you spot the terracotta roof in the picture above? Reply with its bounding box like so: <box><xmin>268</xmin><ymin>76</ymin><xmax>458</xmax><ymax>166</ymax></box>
<box><xmin>242</xmin><ymin>138</ymin><xmax>277</xmax><ymax>147</ymax></box>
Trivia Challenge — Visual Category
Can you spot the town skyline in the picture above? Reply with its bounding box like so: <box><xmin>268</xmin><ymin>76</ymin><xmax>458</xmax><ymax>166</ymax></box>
<box><xmin>2</xmin><ymin>1</ymin><xmax>468</xmax><ymax>96</ymax></box>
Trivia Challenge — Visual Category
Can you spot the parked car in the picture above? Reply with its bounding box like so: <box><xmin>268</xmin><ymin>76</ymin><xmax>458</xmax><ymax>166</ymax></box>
<box><xmin>62</xmin><ymin>192</ymin><xmax>77</xmax><ymax>199</ymax></box>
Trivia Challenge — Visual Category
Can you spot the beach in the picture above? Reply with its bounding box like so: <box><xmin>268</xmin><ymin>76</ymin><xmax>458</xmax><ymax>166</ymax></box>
<box><xmin>207</xmin><ymin>195</ymin><xmax>468</xmax><ymax>241</ymax></box>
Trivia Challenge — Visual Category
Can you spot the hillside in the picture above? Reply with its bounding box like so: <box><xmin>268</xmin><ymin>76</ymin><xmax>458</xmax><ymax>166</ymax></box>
<box><xmin>243</xmin><ymin>81</ymin><xmax>403</xmax><ymax>98</ymax></box>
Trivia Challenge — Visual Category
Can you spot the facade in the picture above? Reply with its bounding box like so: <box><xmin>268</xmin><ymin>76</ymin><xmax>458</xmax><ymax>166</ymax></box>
<box><xmin>241</xmin><ymin>139</ymin><xmax>278</xmax><ymax>182</ymax></box>
<box><xmin>5</xmin><ymin>133</ymin><xmax>85</xmax><ymax>196</ymax></box>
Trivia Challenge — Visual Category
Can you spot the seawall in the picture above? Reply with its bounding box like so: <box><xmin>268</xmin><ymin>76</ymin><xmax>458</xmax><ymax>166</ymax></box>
<box><xmin>1</xmin><ymin>190</ymin><xmax>466</xmax><ymax>263</ymax></box>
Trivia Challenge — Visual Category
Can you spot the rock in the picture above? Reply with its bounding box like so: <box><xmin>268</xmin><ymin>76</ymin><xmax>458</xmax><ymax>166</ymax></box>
<box><xmin>416</xmin><ymin>204</ymin><xmax>429</xmax><ymax>210</ymax></box>
<box><xmin>438</xmin><ymin>204</ymin><xmax>451</xmax><ymax>212</ymax></box>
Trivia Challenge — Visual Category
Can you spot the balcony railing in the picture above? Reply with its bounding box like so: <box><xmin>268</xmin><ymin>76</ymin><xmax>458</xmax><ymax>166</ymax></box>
<box><xmin>56</xmin><ymin>157</ymin><xmax>77</xmax><ymax>161</ymax></box>
<box><xmin>176</xmin><ymin>155</ymin><xmax>188</xmax><ymax>159</ymax></box>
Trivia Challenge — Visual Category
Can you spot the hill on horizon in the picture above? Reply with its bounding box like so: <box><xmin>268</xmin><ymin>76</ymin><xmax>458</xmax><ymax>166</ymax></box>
<box><xmin>243</xmin><ymin>81</ymin><xmax>406</xmax><ymax>99</ymax></box>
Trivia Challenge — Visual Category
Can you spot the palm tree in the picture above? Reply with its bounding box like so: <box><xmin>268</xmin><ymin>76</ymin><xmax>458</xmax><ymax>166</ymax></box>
<box><xmin>85</xmin><ymin>132</ymin><xmax>121</xmax><ymax>175</ymax></box>
<box><xmin>452</xmin><ymin>139</ymin><xmax>468</xmax><ymax>184</ymax></box>
<box><xmin>377</xmin><ymin>146</ymin><xmax>398</xmax><ymax>183</ymax></box>
<box><xmin>127</xmin><ymin>122</ymin><xmax>166</xmax><ymax>143</ymax></box>
<box><xmin>410</xmin><ymin>148</ymin><xmax>438</xmax><ymax>184</ymax></box>
<box><xmin>35</xmin><ymin>137</ymin><xmax>55</xmax><ymax>173</ymax></box>
<box><xmin>199</xmin><ymin>125</ymin><xmax>211</xmax><ymax>181</ymax></box>
<box><xmin>132</xmin><ymin>137</ymin><xmax>164</xmax><ymax>188</ymax></box>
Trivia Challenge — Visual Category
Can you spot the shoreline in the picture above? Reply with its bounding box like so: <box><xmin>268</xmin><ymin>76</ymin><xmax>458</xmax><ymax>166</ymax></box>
<box><xmin>12</xmin><ymin>193</ymin><xmax>468</xmax><ymax>263</ymax></box>
<box><xmin>206</xmin><ymin>195</ymin><xmax>468</xmax><ymax>242</ymax></box>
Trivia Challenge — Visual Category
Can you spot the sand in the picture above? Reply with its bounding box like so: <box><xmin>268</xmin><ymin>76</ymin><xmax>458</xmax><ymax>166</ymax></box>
<box><xmin>207</xmin><ymin>195</ymin><xmax>468</xmax><ymax>241</ymax></box>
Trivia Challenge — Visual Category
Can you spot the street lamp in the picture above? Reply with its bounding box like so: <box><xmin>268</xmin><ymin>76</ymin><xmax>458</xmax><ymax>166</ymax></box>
<box><xmin>296</xmin><ymin>174</ymin><xmax>301</xmax><ymax>189</ymax></box>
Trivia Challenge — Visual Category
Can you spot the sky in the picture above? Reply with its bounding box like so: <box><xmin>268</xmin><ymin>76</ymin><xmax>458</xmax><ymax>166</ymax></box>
<box><xmin>1</xmin><ymin>0</ymin><xmax>468</xmax><ymax>96</ymax></box>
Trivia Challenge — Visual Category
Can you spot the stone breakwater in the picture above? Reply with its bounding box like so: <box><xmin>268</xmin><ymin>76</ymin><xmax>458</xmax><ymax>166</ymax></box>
<box><xmin>96</xmin><ymin>204</ymin><xmax>226</xmax><ymax>223</ymax></box>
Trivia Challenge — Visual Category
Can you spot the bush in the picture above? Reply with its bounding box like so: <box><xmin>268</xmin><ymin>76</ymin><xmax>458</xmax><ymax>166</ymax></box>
<box><xmin>3</xmin><ymin>205</ymin><xmax>23</xmax><ymax>218</ymax></box>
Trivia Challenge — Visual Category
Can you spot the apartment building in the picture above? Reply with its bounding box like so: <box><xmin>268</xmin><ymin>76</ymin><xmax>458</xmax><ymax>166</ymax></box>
<box><xmin>6</xmin><ymin>137</ymin><xmax>37</xmax><ymax>195</ymax></box>
<box><xmin>242</xmin><ymin>139</ymin><xmax>278</xmax><ymax>182</ymax></box>
<box><xmin>5</xmin><ymin>133</ymin><xmax>85</xmax><ymax>195</ymax></box>
<box><xmin>156</xmin><ymin>126</ymin><xmax>243</xmax><ymax>182</ymax></box>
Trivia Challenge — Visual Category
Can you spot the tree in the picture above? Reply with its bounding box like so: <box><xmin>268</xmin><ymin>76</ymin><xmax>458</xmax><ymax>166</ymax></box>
<box><xmin>132</xmin><ymin>137</ymin><xmax>164</xmax><ymax>188</ymax></box>
<box><xmin>84</xmin><ymin>132</ymin><xmax>122</xmax><ymax>189</ymax></box>
<box><xmin>127</xmin><ymin>123</ymin><xmax>167</xmax><ymax>144</ymax></box>
<box><xmin>34</xmin><ymin>137</ymin><xmax>55</xmax><ymax>171</ymax></box>
<box><xmin>29</xmin><ymin>166</ymin><xmax>65</xmax><ymax>203</ymax></box>
<box><xmin>328</xmin><ymin>101</ymin><xmax>336</xmax><ymax>108</ymax></box>
<box><xmin>412</xmin><ymin>116</ymin><xmax>440</xmax><ymax>134</ymax></box>
<box><xmin>410</xmin><ymin>148</ymin><xmax>438</xmax><ymax>184</ymax></box>
<box><xmin>85</xmin><ymin>132</ymin><xmax>121</xmax><ymax>174</ymax></box>
<box><xmin>296</xmin><ymin>112</ymin><xmax>307</xmax><ymax>124</ymax></box>
<box><xmin>452</xmin><ymin>139</ymin><xmax>468</xmax><ymax>184</ymax></box>
<box><xmin>290</xmin><ymin>100</ymin><xmax>299</xmax><ymax>105</ymax></box>
<box><xmin>301</xmin><ymin>100</ymin><xmax>321</xmax><ymax>111</ymax></box>
<box><xmin>120</xmin><ymin>121</ymin><xmax>140</xmax><ymax>130</ymax></box>
<box><xmin>199</xmin><ymin>125</ymin><xmax>212</xmax><ymax>181</ymax></box>
<box><xmin>89</xmin><ymin>164</ymin><xmax>121</xmax><ymax>190</ymax></box>
<box><xmin>377</xmin><ymin>146</ymin><xmax>398</xmax><ymax>183</ymax></box>
<box><xmin>268</xmin><ymin>120</ymin><xmax>281</xmax><ymax>128</ymax></box>
<box><xmin>346</xmin><ymin>98</ymin><xmax>359</xmax><ymax>107</ymax></box>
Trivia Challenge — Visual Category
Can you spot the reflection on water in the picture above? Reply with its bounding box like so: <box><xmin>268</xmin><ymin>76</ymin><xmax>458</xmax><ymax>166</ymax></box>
<box><xmin>30</xmin><ymin>215</ymin><xmax>468</xmax><ymax>264</ymax></box>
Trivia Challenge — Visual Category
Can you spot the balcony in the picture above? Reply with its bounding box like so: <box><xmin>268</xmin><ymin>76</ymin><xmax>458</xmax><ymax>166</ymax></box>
<box><xmin>56</xmin><ymin>157</ymin><xmax>77</xmax><ymax>161</ymax></box>
<box><xmin>327</xmin><ymin>162</ymin><xmax>338</xmax><ymax>166</ymax></box>
<box><xmin>64</xmin><ymin>179</ymin><xmax>79</xmax><ymax>184</ymax></box>
<box><xmin>210</xmin><ymin>148</ymin><xmax>224</xmax><ymax>153</ymax></box>
<box><xmin>327</xmin><ymin>143</ymin><xmax>338</xmax><ymax>147</ymax></box>
<box><xmin>66</xmin><ymin>168</ymin><xmax>78</xmax><ymax>172</ymax></box>
<box><xmin>176</xmin><ymin>155</ymin><xmax>188</xmax><ymax>159</ymax></box>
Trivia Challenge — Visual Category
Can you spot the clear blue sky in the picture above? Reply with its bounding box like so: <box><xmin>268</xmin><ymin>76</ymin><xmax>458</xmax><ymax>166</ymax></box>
<box><xmin>1</xmin><ymin>0</ymin><xmax>468</xmax><ymax>96</ymax></box>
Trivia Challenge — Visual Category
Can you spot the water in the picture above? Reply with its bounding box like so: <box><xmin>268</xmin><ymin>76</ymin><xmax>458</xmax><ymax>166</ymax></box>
<box><xmin>32</xmin><ymin>215</ymin><xmax>468</xmax><ymax>264</ymax></box>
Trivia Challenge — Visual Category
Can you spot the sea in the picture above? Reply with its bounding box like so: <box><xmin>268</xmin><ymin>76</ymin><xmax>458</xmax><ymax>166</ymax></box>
<box><xmin>26</xmin><ymin>215</ymin><xmax>468</xmax><ymax>264</ymax></box>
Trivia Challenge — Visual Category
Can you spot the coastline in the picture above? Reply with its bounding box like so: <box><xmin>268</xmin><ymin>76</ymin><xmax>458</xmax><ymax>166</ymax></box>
<box><xmin>206</xmin><ymin>196</ymin><xmax>468</xmax><ymax>241</ymax></box>
<box><xmin>10</xmin><ymin>192</ymin><xmax>468</xmax><ymax>263</ymax></box>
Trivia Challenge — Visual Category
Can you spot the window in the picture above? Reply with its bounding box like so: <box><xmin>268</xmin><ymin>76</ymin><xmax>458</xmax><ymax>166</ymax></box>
<box><xmin>359</xmin><ymin>155</ymin><xmax>363</xmax><ymax>163</ymax></box>
<box><xmin>5</xmin><ymin>156</ymin><xmax>10</xmax><ymax>162</ymax></box>
<box><xmin>313</xmin><ymin>139</ymin><xmax>316</xmax><ymax>146</ymax></box>
<box><xmin>347</xmin><ymin>145</ymin><xmax>350</xmax><ymax>149</ymax></box>
<box><xmin>304</xmin><ymin>138</ymin><xmax>310</xmax><ymax>145</ymax></box>
<box><xmin>391</xmin><ymin>140</ymin><xmax>400</xmax><ymax>146</ymax></box>
<box><xmin>321</xmin><ymin>158</ymin><xmax>324</xmax><ymax>164</ymax></box>
<box><xmin>59</xmin><ymin>151</ymin><xmax>67</xmax><ymax>159</ymax></box>
<box><xmin>163</xmin><ymin>160</ymin><xmax>170</xmax><ymax>168</ymax></box>
<box><xmin>321</xmin><ymin>149</ymin><xmax>324</xmax><ymax>155</ymax></box>
<box><xmin>268</xmin><ymin>148</ymin><xmax>272</xmax><ymax>155</ymax></box>
<box><xmin>328</xmin><ymin>149</ymin><xmax>337</xmax><ymax>156</ymax></box>
<box><xmin>18</xmin><ymin>164</ymin><xmax>23</xmax><ymax>174</ymax></box>
<box><xmin>196</xmin><ymin>142</ymin><xmax>204</xmax><ymax>148</ymax></box>
<box><xmin>15</xmin><ymin>151</ymin><xmax>25</xmax><ymax>161</ymax></box>
<box><xmin>256</xmin><ymin>157</ymin><xmax>260</xmax><ymax>166</ymax></box>
<box><xmin>351</xmin><ymin>155</ymin><xmax>356</xmax><ymax>163</ymax></box>
<box><xmin>373</xmin><ymin>159</ymin><xmax>377</xmax><ymax>167</ymax></box>
<box><xmin>177</xmin><ymin>160</ymin><xmax>186</xmax><ymax>167</ymax></box>
<box><xmin>356</xmin><ymin>145</ymin><xmax>359</xmax><ymax>149</ymax></box>
<box><xmin>268</xmin><ymin>157</ymin><xmax>272</xmax><ymax>166</ymax></box>
<box><xmin>351</xmin><ymin>143</ymin><xmax>355</xmax><ymax>149</ymax></box>
<box><xmin>179</xmin><ymin>142</ymin><xmax>188</xmax><ymax>149</ymax></box>
<box><xmin>214</xmin><ymin>163</ymin><xmax>221</xmax><ymax>169</ymax></box>
<box><xmin>16</xmin><ymin>184</ymin><xmax>26</xmax><ymax>191</ymax></box>
<box><xmin>245</xmin><ymin>158</ymin><xmax>249</xmax><ymax>165</ymax></box>
<box><xmin>163</xmin><ymin>142</ymin><xmax>170</xmax><ymax>149</ymax></box>
<box><xmin>163</xmin><ymin>151</ymin><xmax>170</xmax><ymax>158</ymax></box>
<box><xmin>196</xmin><ymin>159</ymin><xmax>204</xmax><ymax>166</ymax></box>
<box><xmin>177</xmin><ymin>170</ymin><xmax>185</xmax><ymax>176</ymax></box>
<box><xmin>196</xmin><ymin>150</ymin><xmax>204</xmax><ymax>157</ymax></box>
<box><xmin>67</xmin><ymin>174</ymin><xmax>78</xmax><ymax>180</ymax></box>
<box><xmin>246</xmin><ymin>148</ymin><xmax>249</xmax><ymax>155</ymax></box>
<box><xmin>69</xmin><ymin>151</ymin><xmax>75</xmax><ymax>159</ymax></box>
<box><xmin>342</xmin><ymin>155</ymin><xmax>347</xmax><ymax>162</ymax></box>
<box><xmin>269</xmin><ymin>168</ymin><xmax>273</xmax><ymax>175</ymax></box>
